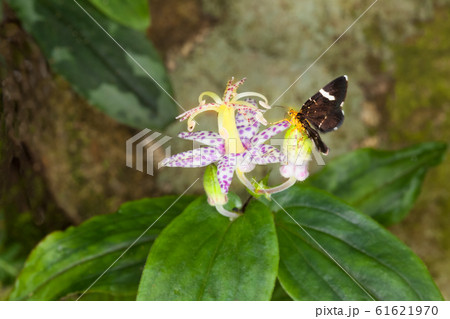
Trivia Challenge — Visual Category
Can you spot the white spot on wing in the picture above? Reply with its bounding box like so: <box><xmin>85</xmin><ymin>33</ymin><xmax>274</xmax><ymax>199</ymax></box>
<box><xmin>319</xmin><ymin>116</ymin><xmax>328</xmax><ymax>128</ymax></box>
<box><xmin>319</xmin><ymin>88</ymin><xmax>335</xmax><ymax>101</ymax></box>
<box><xmin>344</xmin><ymin>75</ymin><xmax>348</xmax><ymax>81</ymax></box>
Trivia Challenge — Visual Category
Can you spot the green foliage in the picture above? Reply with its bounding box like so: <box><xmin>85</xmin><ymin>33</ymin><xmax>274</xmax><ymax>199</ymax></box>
<box><xmin>271</xmin><ymin>280</ymin><xmax>293</xmax><ymax>301</ymax></box>
<box><xmin>0</xmin><ymin>244</ymin><xmax>23</xmax><ymax>285</ymax></box>
<box><xmin>7</xmin><ymin>143</ymin><xmax>446</xmax><ymax>301</ymax></box>
<box><xmin>88</xmin><ymin>0</ymin><xmax>150</xmax><ymax>31</ymax></box>
<box><xmin>0</xmin><ymin>211</ymin><xmax>24</xmax><ymax>287</ymax></box>
<box><xmin>8</xmin><ymin>196</ymin><xmax>195</xmax><ymax>301</ymax></box>
<box><xmin>306</xmin><ymin>142</ymin><xmax>447</xmax><ymax>225</ymax></box>
<box><xmin>7</xmin><ymin>0</ymin><xmax>176</xmax><ymax>130</ymax></box>
<box><xmin>137</xmin><ymin>198</ymin><xmax>279</xmax><ymax>300</ymax></box>
<box><xmin>273</xmin><ymin>186</ymin><xmax>443</xmax><ymax>301</ymax></box>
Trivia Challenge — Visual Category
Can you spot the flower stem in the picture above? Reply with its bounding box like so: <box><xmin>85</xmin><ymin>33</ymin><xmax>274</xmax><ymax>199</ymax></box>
<box><xmin>256</xmin><ymin>176</ymin><xmax>297</xmax><ymax>195</ymax></box>
<box><xmin>236</xmin><ymin>168</ymin><xmax>255</xmax><ymax>191</ymax></box>
<box><xmin>215</xmin><ymin>205</ymin><xmax>241</xmax><ymax>221</ymax></box>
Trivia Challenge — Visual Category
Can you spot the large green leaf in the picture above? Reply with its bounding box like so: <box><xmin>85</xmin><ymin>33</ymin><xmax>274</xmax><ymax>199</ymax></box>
<box><xmin>8</xmin><ymin>196</ymin><xmax>195</xmax><ymax>301</ymax></box>
<box><xmin>88</xmin><ymin>0</ymin><xmax>150</xmax><ymax>31</ymax></box>
<box><xmin>273</xmin><ymin>186</ymin><xmax>443</xmax><ymax>301</ymax></box>
<box><xmin>271</xmin><ymin>280</ymin><xmax>293</xmax><ymax>301</ymax></box>
<box><xmin>8</xmin><ymin>0</ymin><xmax>177</xmax><ymax>129</ymax></box>
<box><xmin>137</xmin><ymin>198</ymin><xmax>279</xmax><ymax>300</ymax></box>
<box><xmin>307</xmin><ymin>142</ymin><xmax>447</xmax><ymax>225</ymax></box>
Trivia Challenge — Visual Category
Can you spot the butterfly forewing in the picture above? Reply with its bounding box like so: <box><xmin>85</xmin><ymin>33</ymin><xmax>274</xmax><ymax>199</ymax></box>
<box><xmin>299</xmin><ymin>75</ymin><xmax>347</xmax><ymax>133</ymax></box>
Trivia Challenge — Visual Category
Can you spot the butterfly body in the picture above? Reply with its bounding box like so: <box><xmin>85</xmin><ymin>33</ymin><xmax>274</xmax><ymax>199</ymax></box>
<box><xmin>288</xmin><ymin>75</ymin><xmax>348</xmax><ymax>155</ymax></box>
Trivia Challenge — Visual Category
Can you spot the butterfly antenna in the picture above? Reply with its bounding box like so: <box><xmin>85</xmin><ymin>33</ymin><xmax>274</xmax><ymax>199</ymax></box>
<box><xmin>271</xmin><ymin>105</ymin><xmax>290</xmax><ymax>110</ymax></box>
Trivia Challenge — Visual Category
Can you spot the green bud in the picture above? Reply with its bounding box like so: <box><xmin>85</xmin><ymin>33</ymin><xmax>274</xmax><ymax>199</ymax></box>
<box><xmin>283</xmin><ymin>125</ymin><xmax>313</xmax><ymax>165</ymax></box>
<box><xmin>203</xmin><ymin>164</ymin><xmax>228</xmax><ymax>206</ymax></box>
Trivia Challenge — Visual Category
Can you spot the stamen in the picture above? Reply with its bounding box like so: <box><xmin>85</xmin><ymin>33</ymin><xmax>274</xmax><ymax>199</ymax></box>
<box><xmin>254</xmin><ymin>112</ymin><xmax>268</xmax><ymax>126</ymax></box>
<box><xmin>233</xmin><ymin>91</ymin><xmax>268</xmax><ymax>105</ymax></box>
<box><xmin>185</xmin><ymin>105</ymin><xmax>220</xmax><ymax>131</ymax></box>
<box><xmin>258</xmin><ymin>100</ymin><xmax>271</xmax><ymax>109</ymax></box>
<box><xmin>176</xmin><ymin>103</ymin><xmax>218</xmax><ymax>122</ymax></box>
<box><xmin>232</xmin><ymin>100</ymin><xmax>262</xmax><ymax>112</ymax></box>
<box><xmin>198</xmin><ymin>91</ymin><xmax>222</xmax><ymax>104</ymax></box>
<box><xmin>223</xmin><ymin>78</ymin><xmax>247</xmax><ymax>102</ymax></box>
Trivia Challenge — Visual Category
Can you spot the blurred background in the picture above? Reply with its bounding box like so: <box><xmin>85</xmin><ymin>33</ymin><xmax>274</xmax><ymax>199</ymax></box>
<box><xmin>0</xmin><ymin>0</ymin><xmax>449</xmax><ymax>299</ymax></box>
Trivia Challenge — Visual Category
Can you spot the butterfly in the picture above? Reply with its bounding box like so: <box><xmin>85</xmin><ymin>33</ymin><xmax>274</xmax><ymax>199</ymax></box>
<box><xmin>287</xmin><ymin>75</ymin><xmax>348</xmax><ymax>155</ymax></box>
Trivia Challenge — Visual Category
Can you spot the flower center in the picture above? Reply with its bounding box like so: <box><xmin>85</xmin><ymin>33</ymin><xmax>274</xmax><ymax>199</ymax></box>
<box><xmin>217</xmin><ymin>104</ymin><xmax>245</xmax><ymax>154</ymax></box>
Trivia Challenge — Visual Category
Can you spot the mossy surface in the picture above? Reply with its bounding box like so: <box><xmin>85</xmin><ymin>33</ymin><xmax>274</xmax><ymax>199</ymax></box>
<box><xmin>386</xmin><ymin>7</ymin><xmax>450</xmax><ymax>300</ymax></box>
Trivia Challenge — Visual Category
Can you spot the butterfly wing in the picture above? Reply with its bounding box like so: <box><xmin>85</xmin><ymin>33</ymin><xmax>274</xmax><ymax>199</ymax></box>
<box><xmin>300</xmin><ymin>118</ymin><xmax>329</xmax><ymax>155</ymax></box>
<box><xmin>299</xmin><ymin>75</ymin><xmax>347</xmax><ymax>133</ymax></box>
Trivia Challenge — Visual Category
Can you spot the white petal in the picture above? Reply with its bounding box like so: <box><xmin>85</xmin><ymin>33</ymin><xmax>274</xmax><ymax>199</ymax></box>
<box><xmin>294</xmin><ymin>165</ymin><xmax>309</xmax><ymax>181</ymax></box>
<box><xmin>280</xmin><ymin>164</ymin><xmax>295</xmax><ymax>178</ymax></box>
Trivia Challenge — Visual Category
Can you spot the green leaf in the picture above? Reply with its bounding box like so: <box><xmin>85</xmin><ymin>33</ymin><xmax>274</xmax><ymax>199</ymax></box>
<box><xmin>137</xmin><ymin>198</ymin><xmax>279</xmax><ymax>300</ymax></box>
<box><xmin>271</xmin><ymin>280</ymin><xmax>293</xmax><ymax>301</ymax></box>
<box><xmin>8</xmin><ymin>0</ymin><xmax>177</xmax><ymax>129</ymax></box>
<box><xmin>8</xmin><ymin>196</ymin><xmax>195</xmax><ymax>301</ymax></box>
<box><xmin>0</xmin><ymin>244</ymin><xmax>24</xmax><ymax>282</ymax></box>
<box><xmin>88</xmin><ymin>0</ymin><xmax>150</xmax><ymax>31</ymax></box>
<box><xmin>307</xmin><ymin>142</ymin><xmax>447</xmax><ymax>225</ymax></box>
<box><xmin>273</xmin><ymin>186</ymin><xmax>443</xmax><ymax>301</ymax></box>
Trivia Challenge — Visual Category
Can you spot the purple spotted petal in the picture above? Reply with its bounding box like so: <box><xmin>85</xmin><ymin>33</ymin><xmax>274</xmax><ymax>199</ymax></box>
<box><xmin>242</xmin><ymin>144</ymin><xmax>283</xmax><ymax>165</ymax></box>
<box><xmin>178</xmin><ymin>131</ymin><xmax>225</xmax><ymax>151</ymax></box>
<box><xmin>235</xmin><ymin>107</ymin><xmax>251</xmax><ymax>127</ymax></box>
<box><xmin>235</xmin><ymin>153</ymin><xmax>255</xmax><ymax>173</ymax></box>
<box><xmin>250</xmin><ymin>120</ymin><xmax>290</xmax><ymax>146</ymax></box>
<box><xmin>236</xmin><ymin>108</ymin><xmax>260</xmax><ymax>149</ymax></box>
<box><xmin>161</xmin><ymin>147</ymin><xmax>221</xmax><ymax>168</ymax></box>
<box><xmin>235</xmin><ymin>98</ymin><xmax>258</xmax><ymax>125</ymax></box>
<box><xmin>217</xmin><ymin>154</ymin><xmax>238</xmax><ymax>194</ymax></box>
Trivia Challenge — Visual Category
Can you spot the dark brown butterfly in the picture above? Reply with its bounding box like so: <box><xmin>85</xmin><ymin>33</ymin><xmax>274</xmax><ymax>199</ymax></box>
<box><xmin>287</xmin><ymin>75</ymin><xmax>348</xmax><ymax>155</ymax></box>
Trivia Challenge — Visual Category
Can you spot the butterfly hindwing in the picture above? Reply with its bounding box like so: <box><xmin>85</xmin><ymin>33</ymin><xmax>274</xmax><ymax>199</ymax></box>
<box><xmin>300</xmin><ymin>75</ymin><xmax>347</xmax><ymax>133</ymax></box>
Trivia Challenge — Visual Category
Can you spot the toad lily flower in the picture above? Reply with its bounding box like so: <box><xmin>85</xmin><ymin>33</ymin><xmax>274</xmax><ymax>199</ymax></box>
<box><xmin>256</xmin><ymin>120</ymin><xmax>313</xmax><ymax>195</ymax></box>
<box><xmin>279</xmin><ymin>125</ymin><xmax>313</xmax><ymax>181</ymax></box>
<box><xmin>162</xmin><ymin>78</ymin><xmax>293</xmax><ymax>219</ymax></box>
<box><xmin>161</xmin><ymin>110</ymin><xmax>290</xmax><ymax>194</ymax></box>
<box><xmin>176</xmin><ymin>77</ymin><xmax>270</xmax><ymax>133</ymax></box>
<box><xmin>161</xmin><ymin>107</ymin><xmax>290</xmax><ymax>219</ymax></box>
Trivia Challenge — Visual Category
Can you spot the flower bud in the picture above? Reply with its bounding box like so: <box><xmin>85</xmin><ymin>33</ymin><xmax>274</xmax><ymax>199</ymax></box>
<box><xmin>203</xmin><ymin>164</ymin><xmax>228</xmax><ymax>206</ymax></box>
